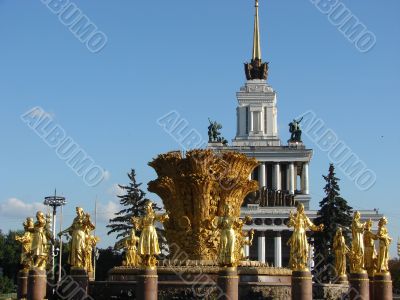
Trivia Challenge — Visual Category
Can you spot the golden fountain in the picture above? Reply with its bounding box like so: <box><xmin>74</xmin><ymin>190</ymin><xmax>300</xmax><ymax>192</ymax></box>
<box><xmin>148</xmin><ymin>149</ymin><xmax>259</xmax><ymax>261</ymax></box>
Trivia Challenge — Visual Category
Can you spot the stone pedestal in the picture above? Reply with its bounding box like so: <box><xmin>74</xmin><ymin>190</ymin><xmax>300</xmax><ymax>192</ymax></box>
<box><xmin>69</xmin><ymin>268</ymin><xmax>89</xmax><ymax>300</ymax></box>
<box><xmin>349</xmin><ymin>272</ymin><xmax>369</xmax><ymax>300</ymax></box>
<box><xmin>291</xmin><ymin>270</ymin><xmax>312</xmax><ymax>300</ymax></box>
<box><xmin>217</xmin><ymin>267</ymin><xmax>239</xmax><ymax>300</ymax></box>
<box><xmin>137</xmin><ymin>268</ymin><xmax>158</xmax><ymax>300</ymax></box>
<box><xmin>336</xmin><ymin>275</ymin><xmax>348</xmax><ymax>284</ymax></box>
<box><xmin>17</xmin><ymin>270</ymin><xmax>28</xmax><ymax>300</ymax></box>
<box><xmin>373</xmin><ymin>272</ymin><xmax>392</xmax><ymax>300</ymax></box>
<box><xmin>369</xmin><ymin>276</ymin><xmax>374</xmax><ymax>300</ymax></box>
<box><xmin>27</xmin><ymin>269</ymin><xmax>47</xmax><ymax>300</ymax></box>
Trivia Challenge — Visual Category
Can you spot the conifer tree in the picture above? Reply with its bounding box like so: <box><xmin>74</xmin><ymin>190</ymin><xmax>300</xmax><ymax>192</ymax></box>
<box><xmin>107</xmin><ymin>169</ymin><xmax>165</xmax><ymax>248</ymax></box>
<box><xmin>313</xmin><ymin>164</ymin><xmax>353</xmax><ymax>283</ymax></box>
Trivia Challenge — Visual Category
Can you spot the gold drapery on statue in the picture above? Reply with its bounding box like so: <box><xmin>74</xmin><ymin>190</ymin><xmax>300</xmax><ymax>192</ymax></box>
<box><xmin>210</xmin><ymin>207</ymin><xmax>253</xmax><ymax>267</ymax></box>
<box><xmin>363</xmin><ymin>219</ymin><xmax>377</xmax><ymax>277</ymax></box>
<box><xmin>287</xmin><ymin>203</ymin><xmax>323</xmax><ymax>271</ymax></box>
<box><xmin>239</xmin><ymin>228</ymin><xmax>254</xmax><ymax>261</ymax></box>
<box><xmin>134</xmin><ymin>200</ymin><xmax>169</xmax><ymax>268</ymax></box>
<box><xmin>376</xmin><ymin>216</ymin><xmax>391</xmax><ymax>274</ymax></box>
<box><xmin>30</xmin><ymin>211</ymin><xmax>53</xmax><ymax>270</ymax></box>
<box><xmin>15</xmin><ymin>217</ymin><xmax>34</xmax><ymax>270</ymax></box>
<box><xmin>333</xmin><ymin>228</ymin><xmax>349</xmax><ymax>277</ymax></box>
<box><xmin>214</xmin><ymin>204</ymin><xmax>239</xmax><ymax>267</ymax></box>
<box><xmin>60</xmin><ymin>207</ymin><xmax>97</xmax><ymax>271</ymax></box>
<box><xmin>350</xmin><ymin>211</ymin><xmax>366</xmax><ymax>274</ymax></box>
<box><xmin>85</xmin><ymin>227</ymin><xmax>99</xmax><ymax>273</ymax></box>
<box><xmin>123</xmin><ymin>228</ymin><xmax>140</xmax><ymax>267</ymax></box>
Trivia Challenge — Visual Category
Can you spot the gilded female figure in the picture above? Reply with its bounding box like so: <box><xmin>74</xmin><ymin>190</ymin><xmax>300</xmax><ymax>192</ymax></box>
<box><xmin>84</xmin><ymin>230</ymin><xmax>99</xmax><ymax>274</ymax></box>
<box><xmin>215</xmin><ymin>204</ymin><xmax>239</xmax><ymax>267</ymax></box>
<box><xmin>239</xmin><ymin>229</ymin><xmax>254</xmax><ymax>261</ymax></box>
<box><xmin>136</xmin><ymin>201</ymin><xmax>169</xmax><ymax>267</ymax></box>
<box><xmin>60</xmin><ymin>207</ymin><xmax>91</xmax><ymax>269</ymax></box>
<box><xmin>364</xmin><ymin>219</ymin><xmax>377</xmax><ymax>277</ymax></box>
<box><xmin>376</xmin><ymin>216</ymin><xmax>391</xmax><ymax>274</ymax></box>
<box><xmin>30</xmin><ymin>211</ymin><xmax>53</xmax><ymax>269</ymax></box>
<box><xmin>124</xmin><ymin>228</ymin><xmax>140</xmax><ymax>267</ymax></box>
<box><xmin>287</xmin><ymin>203</ymin><xmax>323</xmax><ymax>271</ymax></box>
<box><xmin>15</xmin><ymin>217</ymin><xmax>34</xmax><ymax>270</ymax></box>
<box><xmin>350</xmin><ymin>211</ymin><xmax>366</xmax><ymax>273</ymax></box>
<box><xmin>333</xmin><ymin>228</ymin><xmax>349</xmax><ymax>277</ymax></box>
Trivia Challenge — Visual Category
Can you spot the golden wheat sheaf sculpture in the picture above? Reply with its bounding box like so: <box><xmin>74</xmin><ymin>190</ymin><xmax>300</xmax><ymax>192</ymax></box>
<box><xmin>148</xmin><ymin>149</ymin><xmax>258</xmax><ymax>261</ymax></box>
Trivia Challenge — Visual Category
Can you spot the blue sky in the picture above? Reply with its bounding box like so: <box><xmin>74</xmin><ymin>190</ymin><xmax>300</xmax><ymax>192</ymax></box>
<box><xmin>0</xmin><ymin>0</ymin><xmax>399</xmax><ymax>254</ymax></box>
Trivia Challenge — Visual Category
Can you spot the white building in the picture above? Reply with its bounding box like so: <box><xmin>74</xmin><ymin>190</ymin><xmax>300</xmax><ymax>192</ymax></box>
<box><xmin>208</xmin><ymin>0</ymin><xmax>382</xmax><ymax>268</ymax></box>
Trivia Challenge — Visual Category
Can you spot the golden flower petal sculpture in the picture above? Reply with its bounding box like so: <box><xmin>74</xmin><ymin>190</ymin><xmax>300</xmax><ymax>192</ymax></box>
<box><xmin>148</xmin><ymin>149</ymin><xmax>258</xmax><ymax>261</ymax></box>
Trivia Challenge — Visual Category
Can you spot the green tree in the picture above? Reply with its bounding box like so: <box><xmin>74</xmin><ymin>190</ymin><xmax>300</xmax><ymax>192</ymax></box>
<box><xmin>106</xmin><ymin>169</ymin><xmax>165</xmax><ymax>248</ymax></box>
<box><xmin>0</xmin><ymin>275</ymin><xmax>15</xmax><ymax>294</ymax></box>
<box><xmin>95</xmin><ymin>247</ymin><xmax>123</xmax><ymax>281</ymax></box>
<box><xmin>313</xmin><ymin>164</ymin><xmax>353</xmax><ymax>283</ymax></box>
<box><xmin>389</xmin><ymin>259</ymin><xmax>400</xmax><ymax>292</ymax></box>
<box><xmin>0</xmin><ymin>230</ymin><xmax>21</xmax><ymax>284</ymax></box>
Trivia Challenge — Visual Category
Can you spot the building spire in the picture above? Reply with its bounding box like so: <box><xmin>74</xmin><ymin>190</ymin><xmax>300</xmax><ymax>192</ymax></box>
<box><xmin>245</xmin><ymin>0</ymin><xmax>268</xmax><ymax>80</ymax></box>
<box><xmin>252</xmin><ymin>0</ymin><xmax>262</xmax><ymax>60</ymax></box>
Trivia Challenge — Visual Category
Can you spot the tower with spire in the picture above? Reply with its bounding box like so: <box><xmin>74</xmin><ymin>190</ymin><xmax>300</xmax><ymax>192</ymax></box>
<box><xmin>207</xmin><ymin>0</ymin><xmax>382</xmax><ymax>271</ymax></box>
<box><xmin>244</xmin><ymin>0</ymin><xmax>269</xmax><ymax>81</ymax></box>
<box><xmin>208</xmin><ymin>0</ymin><xmax>313</xmax><ymax>267</ymax></box>
<box><xmin>233</xmin><ymin>0</ymin><xmax>279</xmax><ymax>147</ymax></box>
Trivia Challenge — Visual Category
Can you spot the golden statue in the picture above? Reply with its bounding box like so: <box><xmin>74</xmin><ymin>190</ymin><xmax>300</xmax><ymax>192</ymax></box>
<box><xmin>364</xmin><ymin>219</ymin><xmax>377</xmax><ymax>277</ymax></box>
<box><xmin>213</xmin><ymin>204</ymin><xmax>240</xmax><ymax>267</ymax></box>
<box><xmin>239</xmin><ymin>229</ymin><xmax>254</xmax><ymax>261</ymax></box>
<box><xmin>376</xmin><ymin>216</ymin><xmax>392</xmax><ymax>274</ymax></box>
<box><xmin>84</xmin><ymin>228</ymin><xmax>99</xmax><ymax>274</ymax></box>
<box><xmin>60</xmin><ymin>207</ymin><xmax>95</xmax><ymax>270</ymax></box>
<box><xmin>147</xmin><ymin>150</ymin><xmax>258</xmax><ymax>260</ymax></box>
<box><xmin>135</xmin><ymin>201</ymin><xmax>169</xmax><ymax>268</ymax></box>
<box><xmin>15</xmin><ymin>217</ymin><xmax>34</xmax><ymax>270</ymax></box>
<box><xmin>124</xmin><ymin>228</ymin><xmax>140</xmax><ymax>267</ymax></box>
<box><xmin>30</xmin><ymin>211</ymin><xmax>53</xmax><ymax>270</ymax></box>
<box><xmin>350</xmin><ymin>211</ymin><xmax>366</xmax><ymax>273</ymax></box>
<box><xmin>287</xmin><ymin>203</ymin><xmax>324</xmax><ymax>271</ymax></box>
<box><xmin>333</xmin><ymin>228</ymin><xmax>349</xmax><ymax>278</ymax></box>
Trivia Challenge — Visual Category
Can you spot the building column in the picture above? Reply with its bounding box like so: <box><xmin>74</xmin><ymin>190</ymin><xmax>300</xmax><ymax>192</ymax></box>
<box><xmin>274</xmin><ymin>232</ymin><xmax>282</xmax><ymax>268</ymax></box>
<box><xmin>309</xmin><ymin>240</ymin><xmax>315</xmax><ymax>271</ymax></box>
<box><xmin>258</xmin><ymin>162</ymin><xmax>266</xmax><ymax>188</ymax></box>
<box><xmin>288</xmin><ymin>163</ymin><xmax>295</xmax><ymax>195</ymax></box>
<box><xmin>258</xmin><ymin>231</ymin><xmax>266</xmax><ymax>264</ymax></box>
<box><xmin>272</xmin><ymin>163</ymin><xmax>281</xmax><ymax>190</ymax></box>
<box><xmin>301</xmin><ymin>163</ymin><xmax>309</xmax><ymax>195</ymax></box>
<box><xmin>249</xmin><ymin>111</ymin><xmax>254</xmax><ymax>132</ymax></box>
<box><xmin>244</xmin><ymin>235</ymin><xmax>250</xmax><ymax>259</ymax></box>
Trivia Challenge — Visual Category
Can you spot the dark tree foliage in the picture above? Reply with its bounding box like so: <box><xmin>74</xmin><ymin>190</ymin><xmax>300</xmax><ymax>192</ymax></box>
<box><xmin>95</xmin><ymin>247</ymin><xmax>123</xmax><ymax>281</ymax></box>
<box><xmin>0</xmin><ymin>230</ymin><xmax>22</xmax><ymax>285</ymax></box>
<box><xmin>313</xmin><ymin>164</ymin><xmax>353</xmax><ymax>283</ymax></box>
<box><xmin>0</xmin><ymin>275</ymin><xmax>15</xmax><ymax>294</ymax></box>
<box><xmin>389</xmin><ymin>259</ymin><xmax>400</xmax><ymax>292</ymax></box>
<box><xmin>106</xmin><ymin>169</ymin><xmax>166</xmax><ymax>249</ymax></box>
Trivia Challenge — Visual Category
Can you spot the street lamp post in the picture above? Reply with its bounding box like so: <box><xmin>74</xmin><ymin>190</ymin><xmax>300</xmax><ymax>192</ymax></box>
<box><xmin>43</xmin><ymin>191</ymin><xmax>66</xmax><ymax>283</ymax></box>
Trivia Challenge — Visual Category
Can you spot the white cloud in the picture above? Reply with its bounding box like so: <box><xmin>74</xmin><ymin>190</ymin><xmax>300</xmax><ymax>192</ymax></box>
<box><xmin>102</xmin><ymin>170</ymin><xmax>111</xmax><ymax>181</ymax></box>
<box><xmin>107</xmin><ymin>183</ymin><xmax>125</xmax><ymax>197</ymax></box>
<box><xmin>0</xmin><ymin>198</ymin><xmax>46</xmax><ymax>219</ymax></box>
<box><xmin>96</xmin><ymin>200</ymin><xmax>120</xmax><ymax>222</ymax></box>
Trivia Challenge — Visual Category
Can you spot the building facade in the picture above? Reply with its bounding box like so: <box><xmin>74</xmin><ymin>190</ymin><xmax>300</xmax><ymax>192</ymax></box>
<box><xmin>208</xmin><ymin>0</ymin><xmax>382</xmax><ymax>269</ymax></box>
